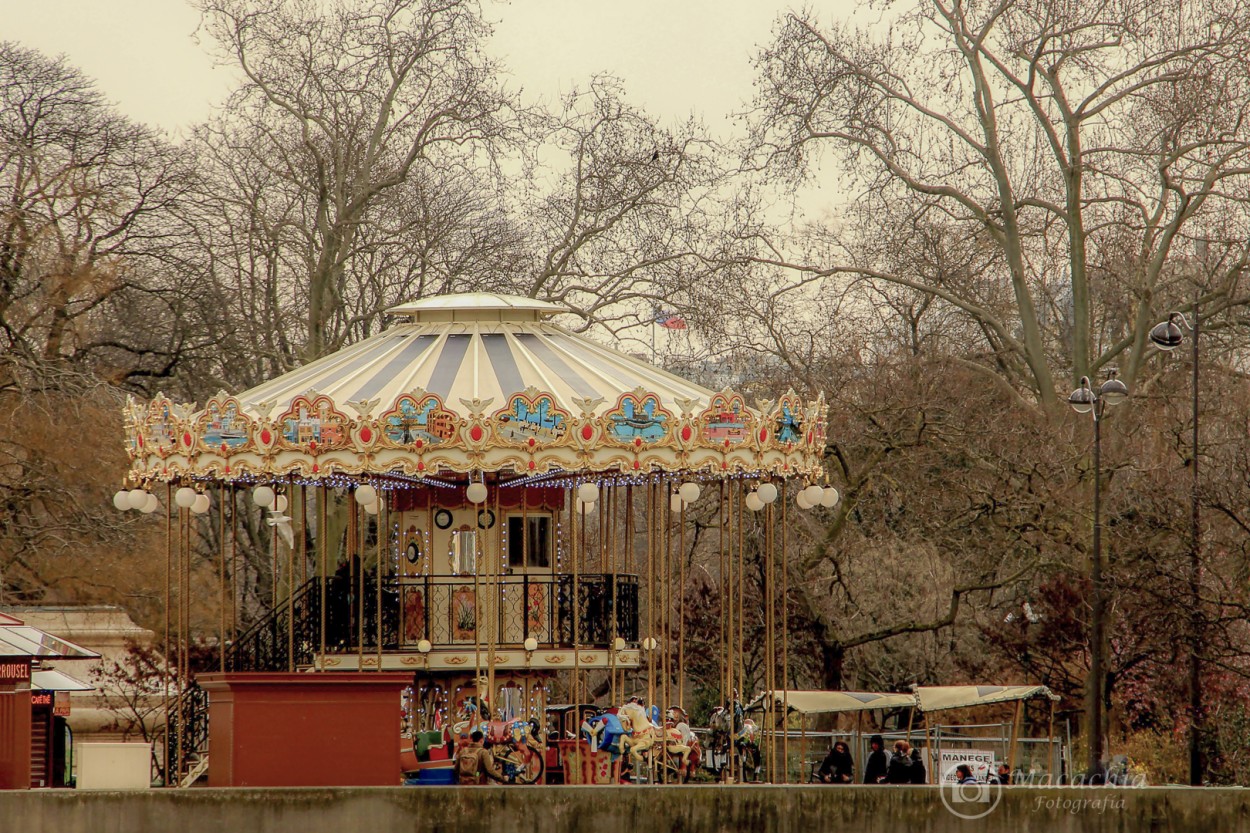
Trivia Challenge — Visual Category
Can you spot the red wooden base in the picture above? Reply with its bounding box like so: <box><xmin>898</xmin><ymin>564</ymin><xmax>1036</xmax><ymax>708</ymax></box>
<box><xmin>198</xmin><ymin>672</ymin><xmax>411</xmax><ymax>787</ymax></box>
<box><xmin>0</xmin><ymin>687</ymin><xmax>32</xmax><ymax>790</ymax></box>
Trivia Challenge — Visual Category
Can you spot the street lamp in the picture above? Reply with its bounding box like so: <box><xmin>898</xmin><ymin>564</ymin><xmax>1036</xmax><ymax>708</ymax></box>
<box><xmin>1150</xmin><ymin>309</ymin><xmax>1204</xmax><ymax>786</ymax></box>
<box><xmin>1068</xmin><ymin>370</ymin><xmax>1128</xmax><ymax>781</ymax></box>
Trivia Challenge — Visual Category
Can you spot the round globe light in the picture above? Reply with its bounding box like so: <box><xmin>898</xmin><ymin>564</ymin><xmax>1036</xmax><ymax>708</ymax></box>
<box><xmin>175</xmin><ymin>487</ymin><xmax>197</xmax><ymax>509</ymax></box>
<box><xmin>745</xmin><ymin>492</ymin><xmax>765</xmax><ymax>512</ymax></box>
<box><xmin>113</xmin><ymin>490</ymin><xmax>131</xmax><ymax>511</ymax></box>
<box><xmin>523</xmin><ymin>637</ymin><xmax>539</xmax><ymax>652</ymax></box>
<box><xmin>192</xmin><ymin>494</ymin><xmax>211</xmax><ymax>515</ymax></box>
<box><xmin>803</xmin><ymin>484</ymin><xmax>825</xmax><ymax>504</ymax></box>
<box><xmin>362</xmin><ymin>501</ymin><xmax>378</xmax><ymax>515</ymax></box>
<box><xmin>642</xmin><ymin>637</ymin><xmax>659</xmax><ymax>651</ymax></box>
<box><xmin>466</xmin><ymin>482</ymin><xmax>488</xmax><ymax>504</ymax></box>
<box><xmin>796</xmin><ymin>491</ymin><xmax>812</xmax><ymax>510</ymax></box>
<box><xmin>820</xmin><ymin>488</ymin><xmax>840</xmax><ymax>508</ymax></box>
<box><xmin>416</xmin><ymin>639</ymin><xmax>432</xmax><ymax>654</ymax></box>
<box><xmin>127</xmin><ymin>488</ymin><xmax>149</xmax><ymax>510</ymax></box>
<box><xmin>140</xmin><ymin>493</ymin><xmax>160</xmax><ymax>514</ymax></box>
<box><xmin>252</xmin><ymin>485</ymin><xmax>275</xmax><ymax>508</ymax></box>
<box><xmin>678</xmin><ymin>482</ymin><xmax>701</xmax><ymax>503</ymax></box>
<box><xmin>273</xmin><ymin>495</ymin><xmax>289</xmax><ymax>513</ymax></box>
<box><xmin>577</xmin><ymin>483</ymin><xmax>600</xmax><ymax>504</ymax></box>
<box><xmin>613</xmin><ymin>637</ymin><xmax>627</xmax><ymax>652</ymax></box>
<box><xmin>354</xmin><ymin>484</ymin><xmax>377</xmax><ymax>506</ymax></box>
<box><xmin>670</xmin><ymin>494</ymin><xmax>685</xmax><ymax>513</ymax></box>
<box><xmin>757</xmin><ymin>482</ymin><xmax>778</xmax><ymax>504</ymax></box>
<box><xmin>577</xmin><ymin>499</ymin><xmax>596</xmax><ymax>515</ymax></box>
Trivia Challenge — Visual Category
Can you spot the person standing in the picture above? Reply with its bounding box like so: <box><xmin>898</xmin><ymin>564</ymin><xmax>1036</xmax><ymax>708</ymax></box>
<box><xmin>885</xmin><ymin>740</ymin><xmax>914</xmax><ymax>783</ymax></box>
<box><xmin>817</xmin><ymin>740</ymin><xmax>854</xmax><ymax>783</ymax></box>
<box><xmin>909</xmin><ymin>746</ymin><xmax>927</xmax><ymax>784</ymax></box>
<box><xmin>863</xmin><ymin>735</ymin><xmax>888</xmax><ymax>784</ymax></box>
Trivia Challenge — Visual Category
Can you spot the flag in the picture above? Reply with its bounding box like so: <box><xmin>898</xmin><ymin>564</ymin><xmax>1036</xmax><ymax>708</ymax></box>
<box><xmin>655</xmin><ymin>312</ymin><xmax>687</xmax><ymax>330</ymax></box>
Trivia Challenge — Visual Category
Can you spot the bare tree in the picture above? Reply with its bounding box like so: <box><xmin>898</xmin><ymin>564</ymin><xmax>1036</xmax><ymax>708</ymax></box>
<box><xmin>747</xmin><ymin>0</ymin><xmax>1250</xmax><ymax>405</ymax></box>
<box><xmin>195</xmin><ymin>0</ymin><xmax>523</xmax><ymax>361</ymax></box>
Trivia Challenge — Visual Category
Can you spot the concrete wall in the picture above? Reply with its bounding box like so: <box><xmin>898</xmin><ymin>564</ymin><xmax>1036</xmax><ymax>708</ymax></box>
<box><xmin>1</xmin><ymin>785</ymin><xmax>1247</xmax><ymax>833</ymax></box>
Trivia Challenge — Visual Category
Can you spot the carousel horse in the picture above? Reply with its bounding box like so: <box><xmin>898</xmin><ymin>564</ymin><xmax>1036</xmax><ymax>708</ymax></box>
<box><xmin>665</xmin><ymin>706</ymin><xmax>701</xmax><ymax>776</ymax></box>
<box><xmin>707</xmin><ymin>701</ymin><xmax>761</xmax><ymax>781</ymax></box>
<box><xmin>618</xmin><ymin>700</ymin><xmax>694</xmax><ymax>779</ymax></box>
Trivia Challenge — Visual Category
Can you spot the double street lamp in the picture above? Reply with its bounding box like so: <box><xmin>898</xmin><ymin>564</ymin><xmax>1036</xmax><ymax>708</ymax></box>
<box><xmin>1068</xmin><ymin>370</ymin><xmax>1128</xmax><ymax>780</ymax></box>
<box><xmin>1150</xmin><ymin>308</ymin><xmax>1204</xmax><ymax>787</ymax></box>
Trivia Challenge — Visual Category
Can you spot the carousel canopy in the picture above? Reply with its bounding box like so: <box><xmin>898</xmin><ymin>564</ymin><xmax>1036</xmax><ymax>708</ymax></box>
<box><xmin>745</xmin><ymin>689</ymin><xmax>919</xmax><ymax>715</ymax></box>
<box><xmin>912</xmin><ymin>685</ymin><xmax>1058</xmax><ymax>712</ymax></box>
<box><xmin>123</xmin><ymin>292</ymin><xmax>826</xmax><ymax>484</ymax></box>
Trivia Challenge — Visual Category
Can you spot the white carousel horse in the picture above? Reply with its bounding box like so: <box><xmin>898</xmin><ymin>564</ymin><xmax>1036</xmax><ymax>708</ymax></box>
<box><xmin>618</xmin><ymin>701</ymin><xmax>693</xmax><ymax>778</ymax></box>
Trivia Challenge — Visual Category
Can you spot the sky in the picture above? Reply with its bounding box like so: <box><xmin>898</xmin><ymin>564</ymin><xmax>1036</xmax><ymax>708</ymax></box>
<box><xmin>1</xmin><ymin>0</ymin><xmax>861</xmax><ymax>138</ymax></box>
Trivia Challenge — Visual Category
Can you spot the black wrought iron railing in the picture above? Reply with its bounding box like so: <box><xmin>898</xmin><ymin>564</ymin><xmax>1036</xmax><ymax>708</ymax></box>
<box><xmin>225</xmin><ymin>572</ymin><xmax>640</xmax><ymax>673</ymax></box>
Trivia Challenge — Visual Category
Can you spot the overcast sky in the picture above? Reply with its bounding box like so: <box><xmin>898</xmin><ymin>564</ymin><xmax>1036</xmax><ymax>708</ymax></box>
<box><xmin>2</xmin><ymin>0</ymin><xmax>862</xmax><ymax>135</ymax></box>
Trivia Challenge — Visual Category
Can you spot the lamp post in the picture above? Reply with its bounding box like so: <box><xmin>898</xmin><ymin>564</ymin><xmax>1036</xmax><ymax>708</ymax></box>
<box><xmin>1068</xmin><ymin>370</ymin><xmax>1128</xmax><ymax>780</ymax></box>
<box><xmin>1150</xmin><ymin>306</ymin><xmax>1203</xmax><ymax>786</ymax></box>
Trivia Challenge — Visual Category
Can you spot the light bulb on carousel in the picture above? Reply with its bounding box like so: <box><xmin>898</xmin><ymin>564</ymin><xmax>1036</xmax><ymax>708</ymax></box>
<box><xmin>113</xmin><ymin>490</ymin><xmax>131</xmax><ymax>511</ymax></box>
<box><xmin>175</xmin><ymin>487</ymin><xmax>197</xmax><ymax>509</ymax></box>
<box><xmin>795</xmin><ymin>490</ymin><xmax>812</xmax><ymax>510</ymax></box>
<box><xmin>677</xmin><ymin>482</ymin><xmax>701</xmax><ymax>504</ymax></box>
<box><xmin>127</xmin><ymin>488</ymin><xmax>149</xmax><ymax>510</ymax></box>
<box><xmin>802</xmin><ymin>484</ymin><xmax>824</xmax><ymax>505</ymax></box>
<box><xmin>272</xmin><ymin>495</ymin><xmax>289</xmax><ymax>513</ymax></box>
<box><xmin>745</xmin><ymin>491</ymin><xmax>765</xmax><ymax>512</ymax></box>
<box><xmin>669</xmin><ymin>493</ymin><xmax>684</xmax><ymax>513</ymax></box>
<box><xmin>252</xmin><ymin>485</ymin><xmax>275</xmax><ymax>508</ymax></box>
<box><xmin>576</xmin><ymin>482</ymin><xmax>599</xmax><ymax>505</ymax></box>
<box><xmin>820</xmin><ymin>487</ymin><xmax>840</xmax><ymax>508</ymax></box>
<box><xmin>354</xmin><ymin>484</ymin><xmax>377</xmax><ymax>506</ymax></box>
<box><xmin>466</xmin><ymin>479</ymin><xmax>488</xmax><ymax>504</ymax></box>
<box><xmin>577</xmin><ymin>498</ymin><xmax>596</xmax><ymax>515</ymax></box>
<box><xmin>757</xmin><ymin>482</ymin><xmax>778</xmax><ymax>504</ymax></box>
<box><xmin>140</xmin><ymin>493</ymin><xmax>160</xmax><ymax>514</ymax></box>
<box><xmin>191</xmin><ymin>493</ymin><xmax>211</xmax><ymax>515</ymax></box>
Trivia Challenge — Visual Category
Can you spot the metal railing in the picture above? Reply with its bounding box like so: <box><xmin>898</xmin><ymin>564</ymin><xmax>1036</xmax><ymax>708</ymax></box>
<box><xmin>225</xmin><ymin>572</ymin><xmax>640</xmax><ymax>674</ymax></box>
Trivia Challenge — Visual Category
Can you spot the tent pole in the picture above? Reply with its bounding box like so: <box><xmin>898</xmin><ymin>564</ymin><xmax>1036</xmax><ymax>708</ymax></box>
<box><xmin>1008</xmin><ymin>700</ymin><xmax>1024</xmax><ymax>775</ymax></box>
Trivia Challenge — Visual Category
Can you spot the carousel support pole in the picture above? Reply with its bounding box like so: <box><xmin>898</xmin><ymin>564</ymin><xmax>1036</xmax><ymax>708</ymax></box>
<box><xmin>175</xmin><ymin>495</ymin><xmax>188</xmax><ymax>786</ymax></box>
<box><xmin>230</xmin><ymin>484</ymin><xmax>238</xmax><ymax>669</ymax></box>
<box><xmin>319</xmin><ymin>484</ymin><xmax>327</xmax><ymax>662</ymax></box>
<box><xmin>730</xmin><ymin>480</ymin><xmax>740</xmax><ymax>780</ymax></box>
<box><xmin>678</xmin><ymin>488</ymin><xmax>686</xmax><ymax>711</ymax></box>
<box><xmin>219</xmin><ymin>486</ymin><xmax>226</xmax><ymax>673</ymax></box>
<box><xmin>300</xmin><ymin>485</ymin><xmax>308</xmax><ymax>587</ymax></box>
<box><xmin>163</xmin><ymin>483</ymin><xmax>172</xmax><ymax>785</ymax></box>
<box><xmin>353</xmin><ymin>500</ymin><xmax>363</xmax><ymax>661</ymax></box>
<box><xmin>765</xmin><ymin>492</ymin><xmax>776</xmax><ymax>783</ymax></box>
<box><xmin>573</xmin><ymin>482</ymin><xmax>583</xmax><ymax>707</ymax></box>
<box><xmin>376</xmin><ymin>489</ymin><xmax>385</xmax><ymax>669</ymax></box>
<box><xmin>856</xmin><ymin>711</ymin><xmax>863</xmax><ymax>784</ymax></box>
<box><xmin>645</xmin><ymin>480</ymin><xmax>654</xmax><ymax>712</ymax></box>
<box><xmin>1048</xmin><ymin>698</ymin><xmax>1057</xmax><ymax>779</ymax></box>
<box><xmin>781</xmin><ymin>490</ymin><xmax>790</xmax><ymax>784</ymax></box>
<box><xmin>287</xmin><ymin>488</ymin><xmax>296</xmax><ymax>673</ymax></box>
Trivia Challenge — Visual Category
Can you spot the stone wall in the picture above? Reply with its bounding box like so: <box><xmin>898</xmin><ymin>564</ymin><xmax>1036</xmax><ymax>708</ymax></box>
<box><xmin>1</xmin><ymin>785</ymin><xmax>1242</xmax><ymax>833</ymax></box>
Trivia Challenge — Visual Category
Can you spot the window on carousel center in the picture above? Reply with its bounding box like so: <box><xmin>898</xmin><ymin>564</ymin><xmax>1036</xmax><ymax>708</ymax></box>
<box><xmin>452</xmin><ymin>529</ymin><xmax>478</xmax><ymax>575</ymax></box>
<box><xmin>507</xmin><ymin>515</ymin><xmax>551</xmax><ymax>570</ymax></box>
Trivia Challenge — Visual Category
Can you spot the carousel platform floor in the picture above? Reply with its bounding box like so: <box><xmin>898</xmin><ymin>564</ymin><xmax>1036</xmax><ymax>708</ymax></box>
<box><xmin>0</xmin><ymin>785</ymin><xmax>1238</xmax><ymax>833</ymax></box>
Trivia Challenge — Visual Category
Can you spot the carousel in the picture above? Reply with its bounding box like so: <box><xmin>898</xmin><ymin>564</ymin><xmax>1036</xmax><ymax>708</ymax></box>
<box><xmin>114</xmin><ymin>292</ymin><xmax>830</xmax><ymax>786</ymax></box>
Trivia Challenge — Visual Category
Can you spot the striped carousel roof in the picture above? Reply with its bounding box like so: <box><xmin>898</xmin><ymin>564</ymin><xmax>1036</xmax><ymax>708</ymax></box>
<box><xmin>123</xmin><ymin>293</ymin><xmax>826</xmax><ymax>481</ymax></box>
<box><xmin>238</xmin><ymin>293</ymin><xmax>714</xmax><ymax>419</ymax></box>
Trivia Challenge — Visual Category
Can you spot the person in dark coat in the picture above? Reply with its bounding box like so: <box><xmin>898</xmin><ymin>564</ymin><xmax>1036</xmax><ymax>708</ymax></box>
<box><xmin>863</xmin><ymin>734</ymin><xmax>888</xmax><ymax>784</ymax></box>
<box><xmin>817</xmin><ymin>740</ymin><xmax>854</xmax><ymax>783</ymax></box>
<box><xmin>989</xmin><ymin>763</ymin><xmax>1011</xmax><ymax>785</ymax></box>
<box><xmin>909</xmin><ymin>746</ymin><xmax>927</xmax><ymax>784</ymax></box>
<box><xmin>885</xmin><ymin>740</ymin><xmax>914</xmax><ymax>783</ymax></box>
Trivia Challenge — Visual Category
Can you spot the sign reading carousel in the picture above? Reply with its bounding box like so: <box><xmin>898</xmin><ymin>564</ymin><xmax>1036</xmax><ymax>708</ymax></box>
<box><xmin>115</xmin><ymin>293</ymin><xmax>834</xmax><ymax>788</ymax></box>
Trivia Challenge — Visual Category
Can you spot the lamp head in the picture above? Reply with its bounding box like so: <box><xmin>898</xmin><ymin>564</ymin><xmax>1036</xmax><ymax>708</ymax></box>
<box><xmin>1068</xmin><ymin>377</ymin><xmax>1096</xmax><ymax>414</ymax></box>
<box><xmin>1098</xmin><ymin>373</ymin><xmax>1128</xmax><ymax>406</ymax></box>
<box><xmin>1149</xmin><ymin>314</ymin><xmax>1185</xmax><ymax>351</ymax></box>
